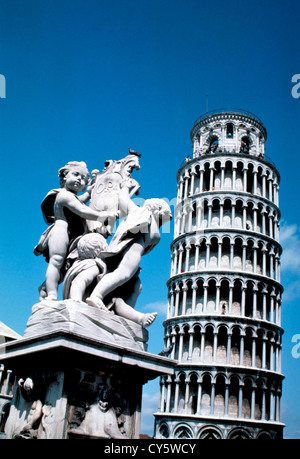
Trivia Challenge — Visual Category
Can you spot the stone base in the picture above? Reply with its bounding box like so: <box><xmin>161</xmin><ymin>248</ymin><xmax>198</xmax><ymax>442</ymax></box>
<box><xmin>0</xmin><ymin>318</ymin><xmax>175</xmax><ymax>439</ymax></box>
<box><xmin>24</xmin><ymin>299</ymin><xmax>148</xmax><ymax>352</ymax></box>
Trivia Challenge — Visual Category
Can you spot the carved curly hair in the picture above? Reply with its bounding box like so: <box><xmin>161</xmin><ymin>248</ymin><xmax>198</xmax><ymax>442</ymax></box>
<box><xmin>58</xmin><ymin>161</ymin><xmax>90</xmax><ymax>187</ymax></box>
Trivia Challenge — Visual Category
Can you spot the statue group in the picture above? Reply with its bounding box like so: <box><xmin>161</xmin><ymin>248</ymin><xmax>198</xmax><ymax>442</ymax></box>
<box><xmin>33</xmin><ymin>151</ymin><xmax>172</xmax><ymax>329</ymax></box>
<box><xmin>3</xmin><ymin>151</ymin><xmax>175</xmax><ymax>440</ymax></box>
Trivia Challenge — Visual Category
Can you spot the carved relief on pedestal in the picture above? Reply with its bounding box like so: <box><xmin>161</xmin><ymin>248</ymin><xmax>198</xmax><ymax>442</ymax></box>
<box><xmin>12</xmin><ymin>375</ymin><xmax>57</xmax><ymax>440</ymax></box>
<box><xmin>67</xmin><ymin>372</ymin><xmax>129</xmax><ymax>439</ymax></box>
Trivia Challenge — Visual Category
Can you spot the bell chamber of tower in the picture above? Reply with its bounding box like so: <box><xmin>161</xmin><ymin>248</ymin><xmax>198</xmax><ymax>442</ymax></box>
<box><xmin>154</xmin><ymin>109</ymin><xmax>284</xmax><ymax>440</ymax></box>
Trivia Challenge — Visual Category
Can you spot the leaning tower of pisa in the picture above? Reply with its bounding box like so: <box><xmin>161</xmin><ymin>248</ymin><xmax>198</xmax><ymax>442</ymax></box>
<box><xmin>154</xmin><ymin>109</ymin><xmax>284</xmax><ymax>440</ymax></box>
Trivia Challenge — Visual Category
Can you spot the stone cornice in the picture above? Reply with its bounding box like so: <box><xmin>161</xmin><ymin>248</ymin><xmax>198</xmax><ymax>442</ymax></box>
<box><xmin>190</xmin><ymin>110</ymin><xmax>267</xmax><ymax>141</ymax></box>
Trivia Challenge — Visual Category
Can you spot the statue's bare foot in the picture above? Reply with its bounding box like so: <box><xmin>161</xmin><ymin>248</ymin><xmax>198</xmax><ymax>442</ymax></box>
<box><xmin>86</xmin><ymin>297</ymin><xmax>108</xmax><ymax>312</ymax></box>
<box><xmin>141</xmin><ymin>312</ymin><xmax>157</xmax><ymax>328</ymax></box>
<box><xmin>38</xmin><ymin>283</ymin><xmax>47</xmax><ymax>301</ymax></box>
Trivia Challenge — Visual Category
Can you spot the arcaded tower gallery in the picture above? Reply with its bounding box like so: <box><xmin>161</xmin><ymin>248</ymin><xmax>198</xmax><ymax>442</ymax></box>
<box><xmin>154</xmin><ymin>109</ymin><xmax>284</xmax><ymax>439</ymax></box>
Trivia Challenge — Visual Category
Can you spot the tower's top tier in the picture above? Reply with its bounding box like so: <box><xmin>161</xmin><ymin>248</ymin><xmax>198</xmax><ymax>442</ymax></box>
<box><xmin>190</xmin><ymin>108</ymin><xmax>267</xmax><ymax>158</ymax></box>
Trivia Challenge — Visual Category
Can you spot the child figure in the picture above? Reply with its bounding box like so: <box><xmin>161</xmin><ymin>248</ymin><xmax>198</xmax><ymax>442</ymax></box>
<box><xmin>62</xmin><ymin>233</ymin><xmax>157</xmax><ymax>328</ymax></box>
<box><xmin>62</xmin><ymin>232</ymin><xmax>108</xmax><ymax>302</ymax></box>
<box><xmin>86</xmin><ymin>198</ymin><xmax>172</xmax><ymax>314</ymax></box>
<box><xmin>34</xmin><ymin>161</ymin><xmax>118</xmax><ymax>301</ymax></box>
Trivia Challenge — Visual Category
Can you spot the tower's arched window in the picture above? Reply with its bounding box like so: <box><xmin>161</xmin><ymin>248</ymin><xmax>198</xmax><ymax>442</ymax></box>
<box><xmin>208</xmin><ymin>135</ymin><xmax>219</xmax><ymax>152</ymax></box>
<box><xmin>240</xmin><ymin>136</ymin><xmax>250</xmax><ymax>153</ymax></box>
<box><xmin>226</xmin><ymin>123</ymin><xmax>234</xmax><ymax>138</ymax></box>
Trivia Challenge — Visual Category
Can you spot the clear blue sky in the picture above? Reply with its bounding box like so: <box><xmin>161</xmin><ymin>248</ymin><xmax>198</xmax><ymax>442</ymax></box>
<box><xmin>0</xmin><ymin>0</ymin><xmax>300</xmax><ymax>438</ymax></box>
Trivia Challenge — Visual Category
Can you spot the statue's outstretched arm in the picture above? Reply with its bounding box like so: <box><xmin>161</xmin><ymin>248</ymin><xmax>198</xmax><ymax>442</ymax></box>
<box><xmin>58</xmin><ymin>191</ymin><xmax>117</xmax><ymax>222</ymax></box>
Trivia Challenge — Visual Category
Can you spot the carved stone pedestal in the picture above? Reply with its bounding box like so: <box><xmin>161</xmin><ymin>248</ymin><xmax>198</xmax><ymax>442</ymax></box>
<box><xmin>0</xmin><ymin>301</ymin><xmax>175</xmax><ymax>439</ymax></box>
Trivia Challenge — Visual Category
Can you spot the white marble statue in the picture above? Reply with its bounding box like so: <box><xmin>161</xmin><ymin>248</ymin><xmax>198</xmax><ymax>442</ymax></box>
<box><xmin>34</xmin><ymin>153</ymin><xmax>172</xmax><ymax>330</ymax></box>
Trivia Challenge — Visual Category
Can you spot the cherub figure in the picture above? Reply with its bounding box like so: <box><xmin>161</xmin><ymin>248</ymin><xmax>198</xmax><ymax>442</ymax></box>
<box><xmin>34</xmin><ymin>161</ymin><xmax>118</xmax><ymax>301</ymax></box>
<box><xmin>63</xmin><ymin>233</ymin><xmax>157</xmax><ymax>328</ymax></box>
<box><xmin>62</xmin><ymin>232</ymin><xmax>108</xmax><ymax>302</ymax></box>
<box><xmin>86</xmin><ymin>198</ymin><xmax>172</xmax><ymax>320</ymax></box>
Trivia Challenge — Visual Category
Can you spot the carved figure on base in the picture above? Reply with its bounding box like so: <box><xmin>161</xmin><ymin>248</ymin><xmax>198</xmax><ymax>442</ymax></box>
<box><xmin>68</xmin><ymin>385</ymin><xmax>127</xmax><ymax>439</ymax></box>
